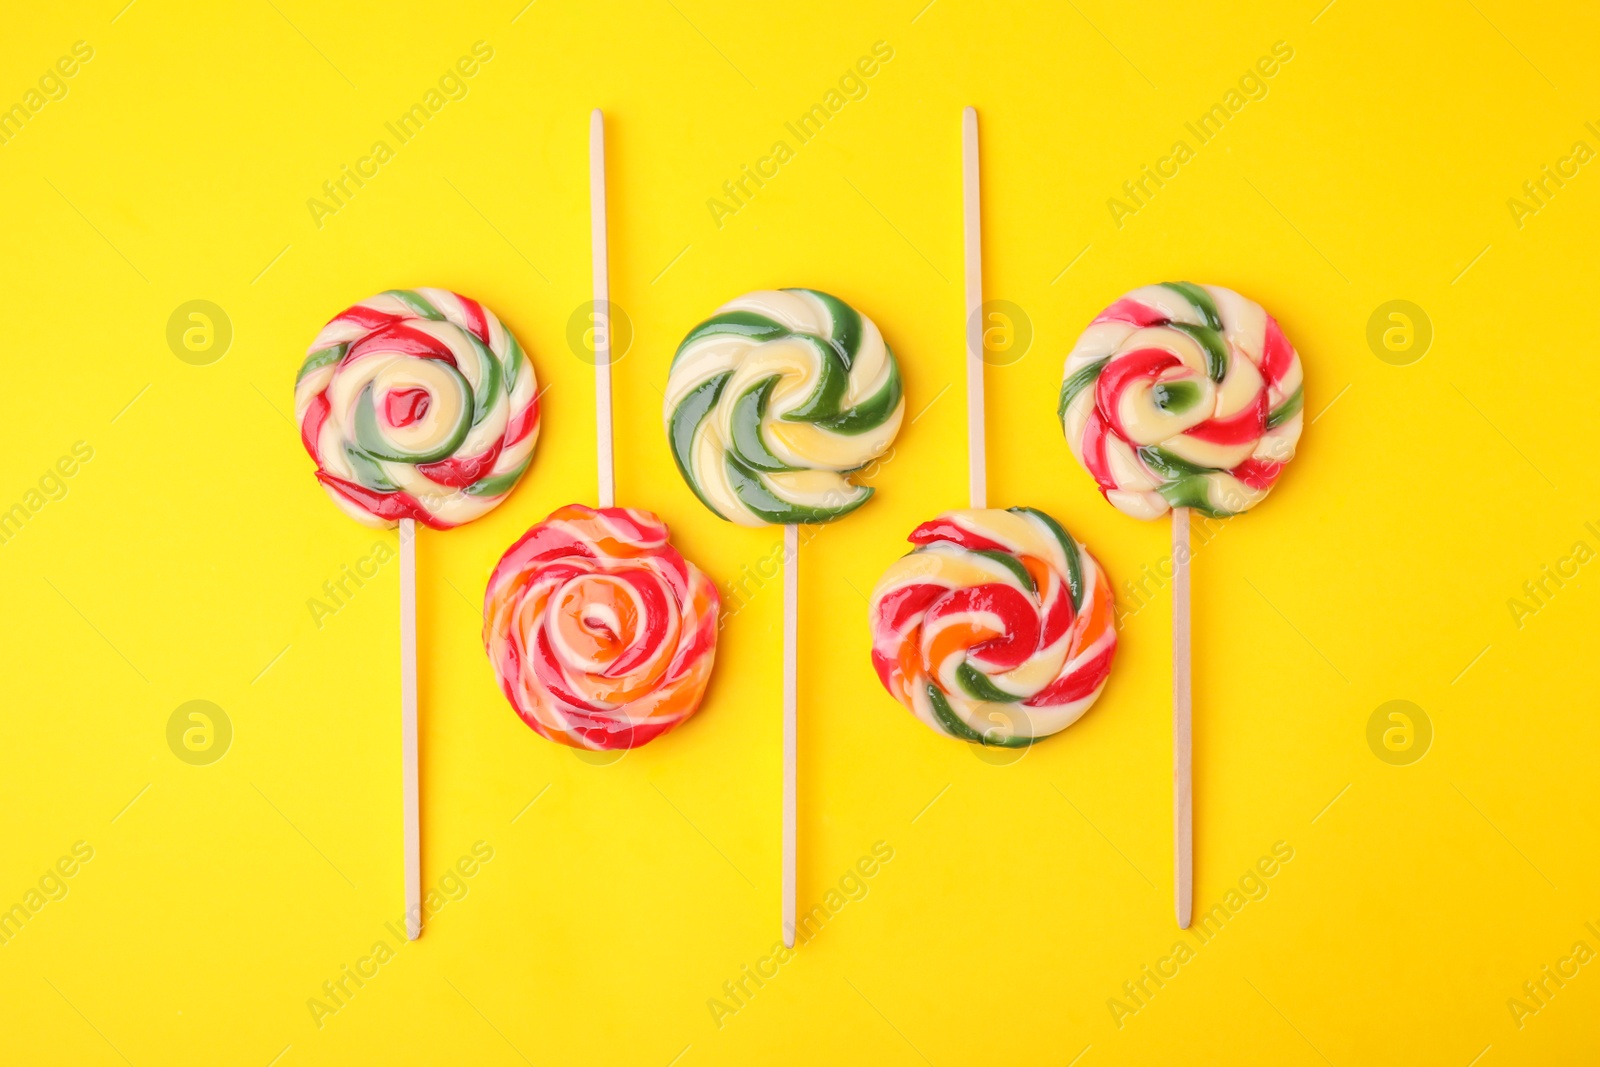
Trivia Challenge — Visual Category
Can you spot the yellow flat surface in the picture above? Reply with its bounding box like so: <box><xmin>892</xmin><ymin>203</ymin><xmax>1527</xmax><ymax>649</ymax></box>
<box><xmin>2</xmin><ymin>1</ymin><xmax>1597</xmax><ymax>1064</ymax></box>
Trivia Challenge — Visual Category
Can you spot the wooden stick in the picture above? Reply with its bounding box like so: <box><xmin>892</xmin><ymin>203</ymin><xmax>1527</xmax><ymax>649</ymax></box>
<box><xmin>962</xmin><ymin>106</ymin><xmax>985</xmax><ymax>511</ymax></box>
<box><xmin>590</xmin><ymin>108</ymin><xmax>614</xmax><ymax>508</ymax></box>
<box><xmin>1172</xmin><ymin>506</ymin><xmax>1192</xmax><ymax>929</ymax></box>
<box><xmin>399</xmin><ymin>516</ymin><xmax>421</xmax><ymax>939</ymax></box>
<box><xmin>782</xmin><ymin>522</ymin><xmax>798</xmax><ymax>947</ymax></box>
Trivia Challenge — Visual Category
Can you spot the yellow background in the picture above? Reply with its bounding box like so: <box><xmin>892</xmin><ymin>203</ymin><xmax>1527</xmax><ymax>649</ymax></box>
<box><xmin>2</xmin><ymin>1</ymin><xmax>1597</xmax><ymax>1063</ymax></box>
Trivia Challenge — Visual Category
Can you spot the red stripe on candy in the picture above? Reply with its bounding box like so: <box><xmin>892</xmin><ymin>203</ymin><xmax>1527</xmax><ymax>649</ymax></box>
<box><xmin>458</xmin><ymin>295</ymin><xmax>490</xmax><ymax>344</ymax></box>
<box><xmin>1081</xmin><ymin>410</ymin><xmax>1117</xmax><ymax>492</ymax></box>
<box><xmin>417</xmin><ymin>442</ymin><xmax>502</xmax><ymax>489</ymax></box>
<box><xmin>909</xmin><ymin>517</ymin><xmax>1008</xmax><ymax>554</ymax></box>
<box><xmin>315</xmin><ymin>472</ymin><xmax>455</xmax><ymax>529</ymax></box>
<box><xmin>351</xmin><ymin>323</ymin><xmax>457</xmax><ymax>364</ymax></box>
<box><xmin>1231</xmin><ymin>457</ymin><xmax>1283</xmax><ymax>490</ymax></box>
<box><xmin>1024</xmin><ymin>643</ymin><xmax>1114</xmax><ymax>707</ymax></box>
<box><xmin>1186</xmin><ymin>391</ymin><xmax>1266</xmax><ymax>445</ymax></box>
<box><xmin>1092</xmin><ymin>297</ymin><xmax>1166</xmax><ymax>327</ymax></box>
<box><xmin>300</xmin><ymin>395</ymin><xmax>329</xmax><ymax>461</ymax></box>
<box><xmin>1258</xmin><ymin>314</ymin><xmax>1294</xmax><ymax>387</ymax></box>
<box><xmin>925</xmin><ymin>585</ymin><xmax>1039</xmax><ymax>673</ymax></box>
<box><xmin>1095</xmin><ymin>347</ymin><xmax>1179</xmax><ymax>439</ymax></box>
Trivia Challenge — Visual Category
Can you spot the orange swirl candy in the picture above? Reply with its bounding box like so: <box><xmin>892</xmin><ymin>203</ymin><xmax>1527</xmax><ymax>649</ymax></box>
<box><xmin>482</xmin><ymin>505</ymin><xmax>720</xmax><ymax>750</ymax></box>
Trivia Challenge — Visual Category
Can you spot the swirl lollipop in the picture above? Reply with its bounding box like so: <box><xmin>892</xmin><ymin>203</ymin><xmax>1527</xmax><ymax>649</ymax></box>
<box><xmin>482</xmin><ymin>112</ymin><xmax>722</xmax><ymax>753</ymax></box>
<box><xmin>870</xmin><ymin>508</ymin><xmax>1117</xmax><ymax>746</ymax></box>
<box><xmin>1059</xmin><ymin>281</ymin><xmax>1305</xmax><ymax>928</ymax></box>
<box><xmin>1059</xmin><ymin>282</ymin><xmax>1303</xmax><ymax>519</ymax></box>
<box><xmin>868</xmin><ymin>109</ymin><xmax>1120</xmax><ymax>755</ymax></box>
<box><xmin>294</xmin><ymin>286</ymin><xmax>539</xmax><ymax>938</ymax></box>
<box><xmin>665</xmin><ymin>287</ymin><xmax>905</xmax><ymax>946</ymax></box>
<box><xmin>484</xmin><ymin>504</ymin><xmax>719</xmax><ymax>750</ymax></box>
<box><xmin>296</xmin><ymin>288</ymin><xmax>539</xmax><ymax>528</ymax></box>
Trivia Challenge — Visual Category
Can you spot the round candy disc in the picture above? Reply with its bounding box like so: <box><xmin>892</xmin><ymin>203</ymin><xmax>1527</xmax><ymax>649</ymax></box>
<box><xmin>483</xmin><ymin>505</ymin><xmax>720</xmax><ymax>750</ymax></box>
<box><xmin>1060</xmin><ymin>282</ymin><xmax>1304</xmax><ymax>520</ymax></box>
<box><xmin>869</xmin><ymin>508</ymin><xmax>1118</xmax><ymax>746</ymax></box>
<box><xmin>663</xmin><ymin>288</ymin><xmax>904</xmax><ymax>526</ymax></box>
<box><xmin>295</xmin><ymin>288</ymin><xmax>539</xmax><ymax>529</ymax></box>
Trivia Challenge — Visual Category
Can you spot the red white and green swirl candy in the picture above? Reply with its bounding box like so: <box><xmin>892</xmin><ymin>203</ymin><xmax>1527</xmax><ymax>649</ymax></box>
<box><xmin>1060</xmin><ymin>283</ymin><xmax>1304</xmax><ymax>520</ymax></box>
<box><xmin>868</xmin><ymin>508</ymin><xmax>1118</xmax><ymax>746</ymax></box>
<box><xmin>663</xmin><ymin>288</ymin><xmax>904</xmax><ymax>527</ymax></box>
<box><xmin>294</xmin><ymin>288</ymin><xmax>539</xmax><ymax>529</ymax></box>
<box><xmin>483</xmin><ymin>504</ymin><xmax>721</xmax><ymax>751</ymax></box>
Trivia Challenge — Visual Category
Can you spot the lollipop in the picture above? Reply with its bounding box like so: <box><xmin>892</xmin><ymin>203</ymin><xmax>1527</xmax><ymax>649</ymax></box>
<box><xmin>296</xmin><ymin>288</ymin><xmax>539</xmax><ymax>528</ymax></box>
<box><xmin>1059</xmin><ymin>281</ymin><xmax>1304</xmax><ymax>928</ymax></box>
<box><xmin>481</xmin><ymin>111</ymin><xmax>721</xmax><ymax>751</ymax></box>
<box><xmin>294</xmin><ymin>286</ymin><xmax>538</xmax><ymax>938</ymax></box>
<box><xmin>663</xmin><ymin>288</ymin><xmax>904</xmax><ymax>526</ymax></box>
<box><xmin>665</xmin><ymin>286</ymin><xmax>905</xmax><ymax>946</ymax></box>
<box><xmin>869</xmin><ymin>508</ymin><xmax>1117</xmax><ymax>746</ymax></box>
<box><xmin>1058</xmin><ymin>282</ymin><xmax>1303</xmax><ymax>519</ymax></box>
<box><xmin>483</xmin><ymin>504</ymin><xmax>719</xmax><ymax>749</ymax></box>
<box><xmin>867</xmin><ymin>109</ymin><xmax>1120</xmax><ymax>750</ymax></box>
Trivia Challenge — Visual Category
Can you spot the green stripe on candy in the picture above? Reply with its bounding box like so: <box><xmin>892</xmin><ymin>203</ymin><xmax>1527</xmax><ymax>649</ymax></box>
<box><xmin>1161</xmin><ymin>282</ymin><xmax>1222</xmax><ymax>331</ymax></box>
<box><xmin>793</xmin><ymin>288</ymin><xmax>862</xmax><ymax>368</ymax></box>
<box><xmin>723</xmin><ymin>451</ymin><xmax>871</xmax><ymax>525</ymax></box>
<box><xmin>1137</xmin><ymin>445</ymin><xmax>1212</xmax><ymax>480</ymax></box>
<box><xmin>461</xmin><ymin>330</ymin><xmax>503</xmax><ymax>428</ymax></box>
<box><xmin>668</xmin><ymin>371</ymin><xmax>731</xmax><ymax>516</ymax></box>
<box><xmin>926</xmin><ymin>683</ymin><xmax>984</xmax><ymax>743</ymax></box>
<box><xmin>730</xmin><ymin>376</ymin><xmax>797</xmax><ymax>473</ymax></box>
<box><xmin>501</xmin><ymin>328</ymin><xmax>525</xmax><ymax>386</ymax></box>
<box><xmin>1169</xmin><ymin>322</ymin><xmax>1229</xmax><ymax>382</ymax></box>
<box><xmin>671</xmin><ymin>312</ymin><xmax>788</xmax><ymax>371</ymax></box>
<box><xmin>1152</xmin><ymin>379</ymin><xmax>1203</xmax><ymax>414</ymax></box>
<box><xmin>815</xmin><ymin>347</ymin><xmax>901</xmax><ymax>436</ymax></box>
<box><xmin>927</xmin><ymin>683</ymin><xmax>1032</xmax><ymax>747</ymax></box>
<box><xmin>1267</xmin><ymin>384</ymin><xmax>1303</xmax><ymax>428</ymax></box>
<box><xmin>971</xmin><ymin>548</ymin><xmax>1035</xmax><ymax>595</ymax></box>
<box><xmin>780</xmin><ymin>336</ymin><xmax>849</xmax><ymax>423</ymax></box>
<box><xmin>465</xmin><ymin>454</ymin><xmax>530</xmax><ymax>497</ymax></box>
<box><xmin>1009</xmin><ymin>506</ymin><xmax>1084</xmax><ymax>614</ymax></box>
<box><xmin>352</xmin><ymin>377</ymin><xmax>473</xmax><ymax>463</ymax></box>
<box><xmin>297</xmin><ymin>344</ymin><xmax>345</xmax><ymax>384</ymax></box>
<box><xmin>956</xmin><ymin>662</ymin><xmax>1017</xmax><ymax>703</ymax></box>
<box><xmin>1157</xmin><ymin>475</ymin><xmax>1237</xmax><ymax>518</ymax></box>
<box><xmin>342</xmin><ymin>442</ymin><xmax>398</xmax><ymax>492</ymax></box>
<box><xmin>383</xmin><ymin>289</ymin><xmax>445</xmax><ymax>321</ymax></box>
<box><xmin>1058</xmin><ymin>357</ymin><xmax>1109</xmax><ymax>424</ymax></box>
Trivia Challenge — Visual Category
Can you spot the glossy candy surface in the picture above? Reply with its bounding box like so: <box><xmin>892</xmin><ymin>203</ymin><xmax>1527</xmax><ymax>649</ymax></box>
<box><xmin>663</xmin><ymin>288</ymin><xmax>904</xmax><ymax>527</ymax></box>
<box><xmin>295</xmin><ymin>288</ymin><xmax>539</xmax><ymax>529</ymax></box>
<box><xmin>483</xmin><ymin>504</ymin><xmax>720</xmax><ymax>750</ymax></box>
<box><xmin>868</xmin><ymin>508</ymin><xmax>1118</xmax><ymax>746</ymax></box>
<box><xmin>1060</xmin><ymin>282</ymin><xmax>1303</xmax><ymax>520</ymax></box>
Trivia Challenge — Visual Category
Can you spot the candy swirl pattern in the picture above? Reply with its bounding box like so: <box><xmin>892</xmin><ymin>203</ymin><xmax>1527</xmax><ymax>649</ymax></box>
<box><xmin>868</xmin><ymin>508</ymin><xmax>1118</xmax><ymax>746</ymax></box>
<box><xmin>1059</xmin><ymin>283</ymin><xmax>1303</xmax><ymax>520</ymax></box>
<box><xmin>295</xmin><ymin>288</ymin><xmax>539</xmax><ymax>529</ymax></box>
<box><xmin>663</xmin><ymin>289</ymin><xmax>904</xmax><ymax>526</ymax></box>
<box><xmin>483</xmin><ymin>505</ymin><xmax>720</xmax><ymax>750</ymax></box>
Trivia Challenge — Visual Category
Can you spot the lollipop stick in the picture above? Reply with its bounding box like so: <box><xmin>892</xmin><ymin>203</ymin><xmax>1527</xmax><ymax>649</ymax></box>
<box><xmin>399</xmin><ymin>516</ymin><xmax>421</xmax><ymax>939</ymax></box>
<box><xmin>961</xmin><ymin>106</ymin><xmax>985</xmax><ymax>511</ymax></box>
<box><xmin>1172</xmin><ymin>506</ymin><xmax>1192</xmax><ymax>929</ymax></box>
<box><xmin>590</xmin><ymin>108</ymin><xmax>614</xmax><ymax>508</ymax></box>
<box><xmin>782</xmin><ymin>522</ymin><xmax>798</xmax><ymax>947</ymax></box>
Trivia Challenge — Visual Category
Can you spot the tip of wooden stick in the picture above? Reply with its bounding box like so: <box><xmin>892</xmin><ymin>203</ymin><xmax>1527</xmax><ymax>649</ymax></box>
<box><xmin>963</xmin><ymin>104</ymin><xmax>976</xmax><ymax>121</ymax></box>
